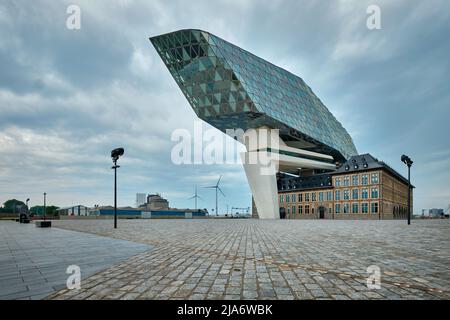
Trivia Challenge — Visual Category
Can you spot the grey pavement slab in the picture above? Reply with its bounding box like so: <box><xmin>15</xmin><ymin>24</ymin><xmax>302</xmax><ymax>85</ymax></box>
<box><xmin>0</xmin><ymin>221</ymin><xmax>151</xmax><ymax>300</ymax></box>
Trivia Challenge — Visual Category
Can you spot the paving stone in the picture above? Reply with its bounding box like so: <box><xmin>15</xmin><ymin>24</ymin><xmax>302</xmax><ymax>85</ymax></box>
<box><xmin>1</xmin><ymin>219</ymin><xmax>448</xmax><ymax>300</ymax></box>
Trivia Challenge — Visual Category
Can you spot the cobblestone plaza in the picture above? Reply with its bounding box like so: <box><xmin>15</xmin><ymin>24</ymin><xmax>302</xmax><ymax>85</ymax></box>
<box><xmin>1</xmin><ymin>219</ymin><xmax>449</xmax><ymax>300</ymax></box>
<box><xmin>31</xmin><ymin>219</ymin><xmax>450</xmax><ymax>300</ymax></box>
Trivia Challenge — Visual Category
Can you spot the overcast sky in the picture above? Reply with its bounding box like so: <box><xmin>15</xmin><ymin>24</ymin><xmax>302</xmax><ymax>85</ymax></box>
<box><xmin>1</xmin><ymin>0</ymin><xmax>449</xmax><ymax>214</ymax></box>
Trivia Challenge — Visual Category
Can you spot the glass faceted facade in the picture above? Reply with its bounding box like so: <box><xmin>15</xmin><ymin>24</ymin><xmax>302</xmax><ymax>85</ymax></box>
<box><xmin>150</xmin><ymin>29</ymin><xmax>357</xmax><ymax>161</ymax></box>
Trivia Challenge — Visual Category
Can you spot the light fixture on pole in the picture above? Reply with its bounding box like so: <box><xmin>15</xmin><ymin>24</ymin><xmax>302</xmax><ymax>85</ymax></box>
<box><xmin>111</xmin><ymin>148</ymin><xmax>124</xmax><ymax>229</ymax></box>
<box><xmin>401</xmin><ymin>154</ymin><xmax>413</xmax><ymax>225</ymax></box>
<box><xmin>43</xmin><ymin>193</ymin><xmax>46</xmax><ymax>221</ymax></box>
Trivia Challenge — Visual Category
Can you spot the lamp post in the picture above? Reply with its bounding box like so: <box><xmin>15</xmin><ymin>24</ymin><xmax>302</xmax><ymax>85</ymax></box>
<box><xmin>43</xmin><ymin>193</ymin><xmax>46</xmax><ymax>221</ymax></box>
<box><xmin>111</xmin><ymin>148</ymin><xmax>124</xmax><ymax>229</ymax></box>
<box><xmin>401</xmin><ymin>155</ymin><xmax>413</xmax><ymax>225</ymax></box>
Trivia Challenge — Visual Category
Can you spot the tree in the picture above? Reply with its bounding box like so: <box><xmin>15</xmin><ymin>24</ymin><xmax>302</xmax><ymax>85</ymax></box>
<box><xmin>30</xmin><ymin>205</ymin><xmax>60</xmax><ymax>216</ymax></box>
<box><xmin>3</xmin><ymin>199</ymin><xmax>25</xmax><ymax>210</ymax></box>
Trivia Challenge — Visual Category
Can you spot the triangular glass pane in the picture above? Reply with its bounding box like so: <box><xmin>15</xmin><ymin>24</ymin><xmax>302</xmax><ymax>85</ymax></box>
<box><xmin>201</xmin><ymin>32</ymin><xmax>209</xmax><ymax>43</ymax></box>
<box><xmin>199</xmin><ymin>60</ymin><xmax>205</xmax><ymax>71</ymax></box>
<box><xmin>183</xmin><ymin>47</ymin><xmax>190</xmax><ymax>61</ymax></box>
<box><xmin>191</xmin><ymin>45</ymin><xmax>198</xmax><ymax>58</ymax></box>
<box><xmin>204</xmin><ymin>96</ymin><xmax>211</xmax><ymax>106</ymax></box>
<box><xmin>229</xmin><ymin>102</ymin><xmax>237</xmax><ymax>112</ymax></box>
<box><xmin>192</xmin><ymin>30</ymin><xmax>201</xmax><ymax>43</ymax></box>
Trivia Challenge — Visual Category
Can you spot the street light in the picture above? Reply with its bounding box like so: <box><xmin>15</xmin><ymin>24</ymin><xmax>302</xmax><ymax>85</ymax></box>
<box><xmin>43</xmin><ymin>193</ymin><xmax>47</xmax><ymax>221</ymax></box>
<box><xmin>111</xmin><ymin>148</ymin><xmax>124</xmax><ymax>229</ymax></box>
<box><xmin>401</xmin><ymin>155</ymin><xmax>413</xmax><ymax>225</ymax></box>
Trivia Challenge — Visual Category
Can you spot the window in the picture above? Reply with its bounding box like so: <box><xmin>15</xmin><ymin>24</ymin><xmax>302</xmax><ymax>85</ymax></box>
<box><xmin>292</xmin><ymin>205</ymin><xmax>296</xmax><ymax>215</ymax></box>
<box><xmin>335</xmin><ymin>204</ymin><xmax>341</xmax><ymax>214</ymax></box>
<box><xmin>328</xmin><ymin>207</ymin><xmax>332</xmax><ymax>214</ymax></box>
<box><xmin>292</xmin><ymin>194</ymin><xmax>296</xmax><ymax>203</ymax></box>
<box><xmin>362</xmin><ymin>174</ymin><xmax>368</xmax><ymax>185</ymax></box>
<box><xmin>305</xmin><ymin>193</ymin><xmax>310</xmax><ymax>202</ymax></box>
<box><xmin>286</xmin><ymin>194</ymin><xmax>290</xmax><ymax>203</ymax></box>
<box><xmin>343</xmin><ymin>203</ymin><xmax>350</xmax><ymax>214</ymax></box>
<box><xmin>298</xmin><ymin>193</ymin><xmax>303</xmax><ymax>202</ymax></box>
<box><xmin>287</xmin><ymin>207</ymin><xmax>290</xmax><ymax>215</ymax></box>
<box><xmin>311</xmin><ymin>207</ymin><xmax>315</xmax><ymax>215</ymax></box>
<box><xmin>305</xmin><ymin>204</ymin><xmax>310</xmax><ymax>214</ymax></box>
<box><xmin>344</xmin><ymin>176</ymin><xmax>350</xmax><ymax>186</ymax></box>
<box><xmin>312</xmin><ymin>193</ymin><xmax>316</xmax><ymax>202</ymax></box>
<box><xmin>327</xmin><ymin>191</ymin><xmax>333</xmax><ymax>201</ymax></box>
<box><xmin>335</xmin><ymin>190</ymin><xmax>341</xmax><ymax>201</ymax></box>
<box><xmin>280</xmin><ymin>195</ymin><xmax>283</xmax><ymax>203</ymax></box>
<box><xmin>352</xmin><ymin>175</ymin><xmax>359</xmax><ymax>186</ymax></box>
<box><xmin>335</xmin><ymin>178</ymin><xmax>341</xmax><ymax>187</ymax></box>
<box><xmin>371</xmin><ymin>202</ymin><xmax>379</xmax><ymax>214</ymax></box>
<box><xmin>352</xmin><ymin>189</ymin><xmax>359</xmax><ymax>200</ymax></box>
<box><xmin>361</xmin><ymin>188</ymin><xmax>368</xmax><ymax>199</ymax></box>
<box><xmin>319</xmin><ymin>192</ymin><xmax>324</xmax><ymax>202</ymax></box>
<box><xmin>352</xmin><ymin>203</ymin><xmax>359</xmax><ymax>214</ymax></box>
<box><xmin>299</xmin><ymin>205</ymin><xmax>303</xmax><ymax>215</ymax></box>
<box><xmin>362</xmin><ymin>203</ymin><xmax>368</xmax><ymax>214</ymax></box>
<box><xmin>371</xmin><ymin>188</ymin><xmax>379</xmax><ymax>199</ymax></box>
<box><xmin>344</xmin><ymin>189</ymin><xmax>349</xmax><ymax>200</ymax></box>
<box><xmin>371</xmin><ymin>173</ymin><xmax>379</xmax><ymax>184</ymax></box>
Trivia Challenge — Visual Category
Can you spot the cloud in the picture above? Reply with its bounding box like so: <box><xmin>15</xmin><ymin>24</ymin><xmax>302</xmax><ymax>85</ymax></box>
<box><xmin>0</xmin><ymin>0</ymin><xmax>449</xmax><ymax>213</ymax></box>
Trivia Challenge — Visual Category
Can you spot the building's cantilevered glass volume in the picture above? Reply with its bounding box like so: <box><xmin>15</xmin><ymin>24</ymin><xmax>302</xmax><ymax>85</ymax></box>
<box><xmin>150</xmin><ymin>29</ymin><xmax>357</xmax><ymax>162</ymax></box>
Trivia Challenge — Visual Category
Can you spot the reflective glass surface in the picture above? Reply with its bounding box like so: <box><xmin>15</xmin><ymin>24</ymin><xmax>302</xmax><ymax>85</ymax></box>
<box><xmin>150</xmin><ymin>29</ymin><xmax>357</xmax><ymax>160</ymax></box>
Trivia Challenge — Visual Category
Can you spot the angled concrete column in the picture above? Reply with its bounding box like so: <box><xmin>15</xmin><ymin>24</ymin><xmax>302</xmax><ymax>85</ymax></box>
<box><xmin>241</xmin><ymin>152</ymin><xmax>279</xmax><ymax>219</ymax></box>
<box><xmin>240</xmin><ymin>127</ymin><xmax>336</xmax><ymax>219</ymax></box>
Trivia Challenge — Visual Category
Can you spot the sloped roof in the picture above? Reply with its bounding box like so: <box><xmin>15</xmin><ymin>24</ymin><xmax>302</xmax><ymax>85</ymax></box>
<box><xmin>334</xmin><ymin>154</ymin><xmax>413</xmax><ymax>186</ymax></box>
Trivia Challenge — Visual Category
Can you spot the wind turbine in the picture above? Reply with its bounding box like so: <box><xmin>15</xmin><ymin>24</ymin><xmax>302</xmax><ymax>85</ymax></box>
<box><xmin>204</xmin><ymin>176</ymin><xmax>225</xmax><ymax>216</ymax></box>
<box><xmin>188</xmin><ymin>185</ymin><xmax>203</xmax><ymax>210</ymax></box>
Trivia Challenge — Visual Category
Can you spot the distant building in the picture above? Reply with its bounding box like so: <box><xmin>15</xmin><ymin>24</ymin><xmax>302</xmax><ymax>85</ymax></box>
<box><xmin>429</xmin><ymin>208</ymin><xmax>444</xmax><ymax>218</ymax></box>
<box><xmin>57</xmin><ymin>205</ymin><xmax>89</xmax><ymax>216</ymax></box>
<box><xmin>135</xmin><ymin>193</ymin><xmax>146</xmax><ymax>207</ymax></box>
<box><xmin>88</xmin><ymin>206</ymin><xmax>141</xmax><ymax>218</ymax></box>
<box><xmin>88</xmin><ymin>193</ymin><xmax>208</xmax><ymax>219</ymax></box>
<box><xmin>142</xmin><ymin>194</ymin><xmax>169</xmax><ymax>210</ymax></box>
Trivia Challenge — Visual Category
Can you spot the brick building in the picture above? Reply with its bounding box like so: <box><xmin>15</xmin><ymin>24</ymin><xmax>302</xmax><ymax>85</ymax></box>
<box><xmin>278</xmin><ymin>154</ymin><xmax>413</xmax><ymax>220</ymax></box>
